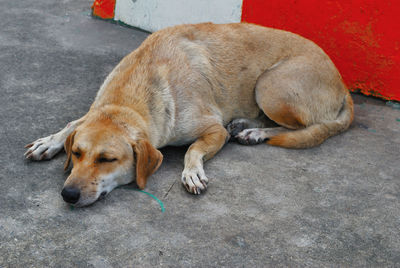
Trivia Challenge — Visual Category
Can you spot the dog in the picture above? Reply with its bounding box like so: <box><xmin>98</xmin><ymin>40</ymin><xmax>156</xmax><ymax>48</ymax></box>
<box><xmin>24</xmin><ymin>23</ymin><xmax>353</xmax><ymax>207</ymax></box>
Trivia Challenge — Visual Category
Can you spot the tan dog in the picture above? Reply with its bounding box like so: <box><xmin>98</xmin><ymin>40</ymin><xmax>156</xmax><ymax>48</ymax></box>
<box><xmin>25</xmin><ymin>23</ymin><xmax>353</xmax><ymax>207</ymax></box>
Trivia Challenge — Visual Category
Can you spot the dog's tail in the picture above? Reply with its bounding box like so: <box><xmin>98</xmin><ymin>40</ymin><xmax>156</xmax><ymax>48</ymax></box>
<box><xmin>267</xmin><ymin>93</ymin><xmax>354</xmax><ymax>149</ymax></box>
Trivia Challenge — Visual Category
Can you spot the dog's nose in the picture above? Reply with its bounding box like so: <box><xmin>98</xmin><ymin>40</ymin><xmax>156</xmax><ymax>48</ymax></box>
<box><xmin>61</xmin><ymin>187</ymin><xmax>80</xmax><ymax>204</ymax></box>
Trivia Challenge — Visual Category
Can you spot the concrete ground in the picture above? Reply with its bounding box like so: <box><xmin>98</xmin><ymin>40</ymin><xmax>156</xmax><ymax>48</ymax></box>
<box><xmin>1</xmin><ymin>0</ymin><xmax>399</xmax><ymax>267</ymax></box>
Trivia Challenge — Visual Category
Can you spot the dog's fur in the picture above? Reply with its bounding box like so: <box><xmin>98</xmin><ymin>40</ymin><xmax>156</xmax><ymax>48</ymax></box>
<box><xmin>25</xmin><ymin>23</ymin><xmax>353</xmax><ymax>206</ymax></box>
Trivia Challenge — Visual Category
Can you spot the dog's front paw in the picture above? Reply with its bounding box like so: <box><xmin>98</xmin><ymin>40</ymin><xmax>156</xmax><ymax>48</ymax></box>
<box><xmin>24</xmin><ymin>135</ymin><xmax>63</xmax><ymax>160</ymax></box>
<box><xmin>181</xmin><ymin>168</ymin><xmax>209</xmax><ymax>195</ymax></box>
<box><xmin>236</xmin><ymin>128</ymin><xmax>268</xmax><ymax>145</ymax></box>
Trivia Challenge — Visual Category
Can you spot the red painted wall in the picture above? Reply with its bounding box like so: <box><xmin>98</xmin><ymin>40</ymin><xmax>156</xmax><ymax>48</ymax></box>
<box><xmin>92</xmin><ymin>0</ymin><xmax>115</xmax><ymax>19</ymax></box>
<box><xmin>242</xmin><ymin>0</ymin><xmax>400</xmax><ymax>101</ymax></box>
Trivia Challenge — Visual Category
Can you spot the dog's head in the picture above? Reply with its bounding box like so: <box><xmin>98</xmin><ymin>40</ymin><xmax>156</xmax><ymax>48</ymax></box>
<box><xmin>61</xmin><ymin>122</ymin><xmax>163</xmax><ymax>207</ymax></box>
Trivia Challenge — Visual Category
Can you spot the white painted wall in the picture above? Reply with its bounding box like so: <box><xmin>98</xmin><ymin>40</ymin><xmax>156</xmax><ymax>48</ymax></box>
<box><xmin>114</xmin><ymin>0</ymin><xmax>243</xmax><ymax>32</ymax></box>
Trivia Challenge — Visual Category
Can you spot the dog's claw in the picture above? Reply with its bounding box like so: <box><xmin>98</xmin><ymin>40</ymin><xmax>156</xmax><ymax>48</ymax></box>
<box><xmin>39</xmin><ymin>152</ymin><xmax>48</xmax><ymax>160</ymax></box>
<box><xmin>181</xmin><ymin>169</ymin><xmax>209</xmax><ymax>195</ymax></box>
<box><xmin>24</xmin><ymin>135</ymin><xmax>63</xmax><ymax>161</ymax></box>
<box><xmin>24</xmin><ymin>143</ymin><xmax>34</xmax><ymax>149</ymax></box>
<box><xmin>24</xmin><ymin>150</ymin><xmax>32</xmax><ymax>157</ymax></box>
<box><xmin>183</xmin><ymin>183</ymin><xmax>191</xmax><ymax>193</ymax></box>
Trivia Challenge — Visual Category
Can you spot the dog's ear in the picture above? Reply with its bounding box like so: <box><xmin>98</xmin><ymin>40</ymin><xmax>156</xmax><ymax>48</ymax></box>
<box><xmin>132</xmin><ymin>140</ymin><xmax>163</xmax><ymax>189</ymax></box>
<box><xmin>64</xmin><ymin>131</ymin><xmax>76</xmax><ymax>171</ymax></box>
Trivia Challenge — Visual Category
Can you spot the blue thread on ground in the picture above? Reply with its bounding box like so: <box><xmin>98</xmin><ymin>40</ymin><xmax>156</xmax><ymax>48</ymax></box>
<box><xmin>121</xmin><ymin>186</ymin><xmax>165</xmax><ymax>212</ymax></box>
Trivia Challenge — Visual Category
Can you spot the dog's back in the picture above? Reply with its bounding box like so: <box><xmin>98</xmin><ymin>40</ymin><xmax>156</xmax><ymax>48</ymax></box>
<box><xmin>93</xmin><ymin>23</ymin><xmax>352</xmax><ymax>148</ymax></box>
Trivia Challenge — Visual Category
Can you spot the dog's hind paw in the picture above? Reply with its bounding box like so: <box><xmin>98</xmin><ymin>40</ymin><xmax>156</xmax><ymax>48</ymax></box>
<box><xmin>181</xmin><ymin>168</ymin><xmax>209</xmax><ymax>195</ymax></box>
<box><xmin>226</xmin><ymin>119</ymin><xmax>248</xmax><ymax>140</ymax></box>
<box><xmin>24</xmin><ymin>135</ymin><xmax>64</xmax><ymax>161</ymax></box>
<box><xmin>235</xmin><ymin>128</ymin><xmax>269</xmax><ymax>145</ymax></box>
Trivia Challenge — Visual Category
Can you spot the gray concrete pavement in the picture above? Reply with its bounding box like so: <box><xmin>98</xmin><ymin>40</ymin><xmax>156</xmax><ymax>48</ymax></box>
<box><xmin>1</xmin><ymin>0</ymin><xmax>400</xmax><ymax>266</ymax></box>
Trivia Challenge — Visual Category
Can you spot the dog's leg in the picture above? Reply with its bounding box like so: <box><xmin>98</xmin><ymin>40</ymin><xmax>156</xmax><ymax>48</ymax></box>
<box><xmin>181</xmin><ymin>124</ymin><xmax>229</xmax><ymax>194</ymax></box>
<box><xmin>251</xmin><ymin>57</ymin><xmax>353</xmax><ymax>148</ymax></box>
<box><xmin>24</xmin><ymin>116</ymin><xmax>86</xmax><ymax>160</ymax></box>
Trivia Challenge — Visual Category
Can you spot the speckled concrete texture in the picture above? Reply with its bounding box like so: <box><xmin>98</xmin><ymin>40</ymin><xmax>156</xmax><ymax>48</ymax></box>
<box><xmin>1</xmin><ymin>1</ymin><xmax>399</xmax><ymax>267</ymax></box>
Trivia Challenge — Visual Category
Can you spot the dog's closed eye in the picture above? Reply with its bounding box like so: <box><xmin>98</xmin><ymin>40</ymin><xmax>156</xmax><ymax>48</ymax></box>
<box><xmin>97</xmin><ymin>157</ymin><xmax>117</xmax><ymax>163</ymax></box>
<box><xmin>72</xmin><ymin>151</ymin><xmax>81</xmax><ymax>158</ymax></box>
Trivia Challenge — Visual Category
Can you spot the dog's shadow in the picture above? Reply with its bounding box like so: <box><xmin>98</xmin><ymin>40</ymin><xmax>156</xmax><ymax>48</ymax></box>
<box><xmin>159</xmin><ymin>145</ymin><xmax>188</xmax><ymax>165</ymax></box>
